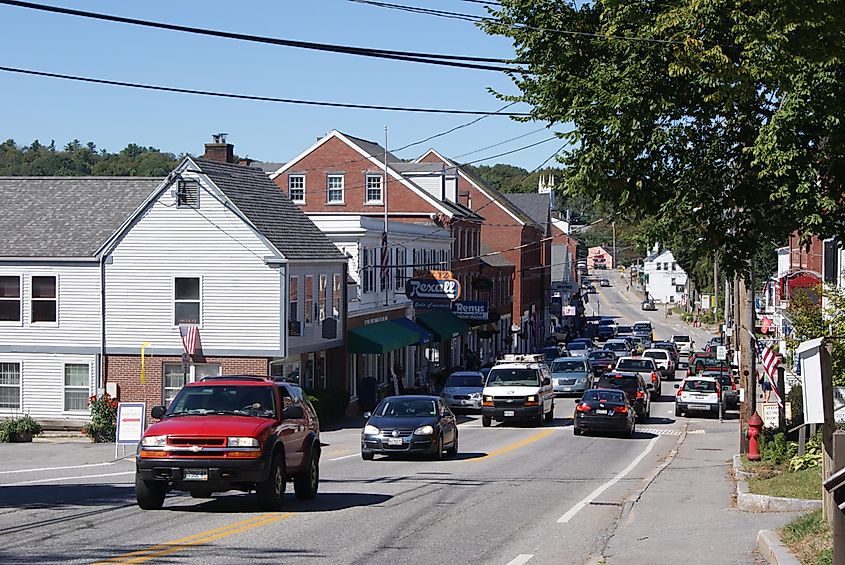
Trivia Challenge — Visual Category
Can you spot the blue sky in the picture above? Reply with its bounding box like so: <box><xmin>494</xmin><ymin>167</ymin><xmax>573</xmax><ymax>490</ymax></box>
<box><xmin>0</xmin><ymin>0</ymin><xmax>563</xmax><ymax>170</ymax></box>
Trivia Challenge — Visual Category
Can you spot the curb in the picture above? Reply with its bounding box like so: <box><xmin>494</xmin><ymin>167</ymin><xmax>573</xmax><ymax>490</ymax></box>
<box><xmin>757</xmin><ymin>530</ymin><xmax>801</xmax><ymax>565</ymax></box>
<box><xmin>732</xmin><ymin>455</ymin><xmax>822</xmax><ymax>512</ymax></box>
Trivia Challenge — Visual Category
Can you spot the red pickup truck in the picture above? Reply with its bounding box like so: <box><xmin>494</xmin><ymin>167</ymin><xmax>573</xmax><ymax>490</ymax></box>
<box><xmin>135</xmin><ymin>376</ymin><xmax>320</xmax><ymax>510</ymax></box>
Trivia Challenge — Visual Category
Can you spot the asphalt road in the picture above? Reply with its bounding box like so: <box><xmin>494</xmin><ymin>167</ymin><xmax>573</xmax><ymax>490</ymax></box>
<box><xmin>0</xmin><ymin>278</ymin><xmax>753</xmax><ymax>565</ymax></box>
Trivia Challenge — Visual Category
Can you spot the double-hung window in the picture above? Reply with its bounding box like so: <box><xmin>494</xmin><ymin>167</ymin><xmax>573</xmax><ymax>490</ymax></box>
<box><xmin>0</xmin><ymin>276</ymin><xmax>21</xmax><ymax>323</ymax></box>
<box><xmin>289</xmin><ymin>276</ymin><xmax>299</xmax><ymax>323</ymax></box>
<box><xmin>304</xmin><ymin>275</ymin><xmax>314</xmax><ymax>324</ymax></box>
<box><xmin>31</xmin><ymin>275</ymin><xmax>57</xmax><ymax>324</ymax></box>
<box><xmin>332</xmin><ymin>274</ymin><xmax>342</xmax><ymax>318</ymax></box>
<box><xmin>0</xmin><ymin>362</ymin><xmax>21</xmax><ymax>410</ymax></box>
<box><xmin>365</xmin><ymin>174</ymin><xmax>383</xmax><ymax>204</ymax></box>
<box><xmin>288</xmin><ymin>175</ymin><xmax>305</xmax><ymax>203</ymax></box>
<box><xmin>174</xmin><ymin>277</ymin><xmax>201</xmax><ymax>325</ymax></box>
<box><xmin>318</xmin><ymin>275</ymin><xmax>327</xmax><ymax>322</ymax></box>
<box><xmin>64</xmin><ymin>364</ymin><xmax>89</xmax><ymax>411</ymax></box>
<box><xmin>327</xmin><ymin>175</ymin><xmax>344</xmax><ymax>204</ymax></box>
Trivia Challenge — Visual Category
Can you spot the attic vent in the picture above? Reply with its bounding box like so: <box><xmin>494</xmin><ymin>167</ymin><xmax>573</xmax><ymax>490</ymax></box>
<box><xmin>176</xmin><ymin>179</ymin><xmax>199</xmax><ymax>208</ymax></box>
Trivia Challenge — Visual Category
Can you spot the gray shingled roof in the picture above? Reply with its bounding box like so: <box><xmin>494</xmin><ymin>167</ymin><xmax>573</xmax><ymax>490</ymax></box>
<box><xmin>194</xmin><ymin>158</ymin><xmax>344</xmax><ymax>260</ymax></box>
<box><xmin>504</xmin><ymin>193</ymin><xmax>551</xmax><ymax>230</ymax></box>
<box><xmin>344</xmin><ymin>133</ymin><xmax>400</xmax><ymax>165</ymax></box>
<box><xmin>0</xmin><ymin>177</ymin><xmax>161</xmax><ymax>257</ymax></box>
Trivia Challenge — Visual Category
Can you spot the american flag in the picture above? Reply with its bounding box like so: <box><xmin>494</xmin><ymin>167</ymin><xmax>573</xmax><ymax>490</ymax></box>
<box><xmin>180</xmin><ymin>325</ymin><xmax>200</xmax><ymax>356</ymax></box>
<box><xmin>380</xmin><ymin>231</ymin><xmax>389</xmax><ymax>280</ymax></box>
<box><xmin>761</xmin><ymin>343</ymin><xmax>783</xmax><ymax>404</ymax></box>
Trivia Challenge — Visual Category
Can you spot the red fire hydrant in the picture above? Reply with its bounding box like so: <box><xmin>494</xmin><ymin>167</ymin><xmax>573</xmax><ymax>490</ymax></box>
<box><xmin>747</xmin><ymin>412</ymin><xmax>764</xmax><ymax>461</ymax></box>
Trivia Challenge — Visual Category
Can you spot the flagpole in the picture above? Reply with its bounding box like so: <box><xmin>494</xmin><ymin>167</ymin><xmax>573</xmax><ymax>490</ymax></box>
<box><xmin>384</xmin><ymin>125</ymin><xmax>389</xmax><ymax>308</ymax></box>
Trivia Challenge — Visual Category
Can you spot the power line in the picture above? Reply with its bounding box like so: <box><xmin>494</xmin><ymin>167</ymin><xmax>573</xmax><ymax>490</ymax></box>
<box><xmin>462</xmin><ymin>136</ymin><xmax>558</xmax><ymax>164</ymax></box>
<box><xmin>453</xmin><ymin>127</ymin><xmax>549</xmax><ymax>159</ymax></box>
<box><xmin>0</xmin><ymin>0</ymin><xmax>521</xmax><ymax>72</ymax></box>
<box><xmin>0</xmin><ymin>65</ymin><xmax>532</xmax><ymax>116</ymax></box>
<box><xmin>391</xmin><ymin>102</ymin><xmax>517</xmax><ymax>152</ymax></box>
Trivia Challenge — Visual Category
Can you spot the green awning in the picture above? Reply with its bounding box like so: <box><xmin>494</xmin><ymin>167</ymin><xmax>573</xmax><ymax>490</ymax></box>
<box><xmin>347</xmin><ymin>320</ymin><xmax>420</xmax><ymax>354</ymax></box>
<box><xmin>416</xmin><ymin>310</ymin><xmax>470</xmax><ymax>342</ymax></box>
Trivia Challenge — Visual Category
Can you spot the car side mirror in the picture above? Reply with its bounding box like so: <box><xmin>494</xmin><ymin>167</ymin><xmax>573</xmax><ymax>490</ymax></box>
<box><xmin>283</xmin><ymin>405</ymin><xmax>304</xmax><ymax>419</ymax></box>
<box><xmin>673</xmin><ymin>384</ymin><xmax>680</xmax><ymax>389</ymax></box>
<box><xmin>363</xmin><ymin>411</ymin><xmax>372</xmax><ymax>419</ymax></box>
<box><xmin>542</xmin><ymin>377</ymin><xmax>551</xmax><ymax>386</ymax></box>
<box><xmin>151</xmin><ymin>405</ymin><xmax>166</xmax><ymax>419</ymax></box>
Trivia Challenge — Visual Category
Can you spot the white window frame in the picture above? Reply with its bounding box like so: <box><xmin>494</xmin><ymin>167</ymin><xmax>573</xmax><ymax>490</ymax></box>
<box><xmin>365</xmin><ymin>174</ymin><xmax>383</xmax><ymax>204</ymax></box>
<box><xmin>173</xmin><ymin>276</ymin><xmax>202</xmax><ymax>327</ymax></box>
<box><xmin>288</xmin><ymin>174</ymin><xmax>305</xmax><ymax>203</ymax></box>
<box><xmin>332</xmin><ymin>274</ymin><xmax>342</xmax><ymax>318</ymax></box>
<box><xmin>162</xmin><ymin>362</ymin><xmax>221</xmax><ymax>406</ymax></box>
<box><xmin>318</xmin><ymin>274</ymin><xmax>327</xmax><ymax>322</ymax></box>
<box><xmin>0</xmin><ymin>361</ymin><xmax>21</xmax><ymax>411</ymax></box>
<box><xmin>304</xmin><ymin>275</ymin><xmax>314</xmax><ymax>325</ymax></box>
<box><xmin>0</xmin><ymin>275</ymin><xmax>22</xmax><ymax>326</ymax></box>
<box><xmin>30</xmin><ymin>274</ymin><xmax>58</xmax><ymax>327</ymax></box>
<box><xmin>63</xmin><ymin>363</ymin><xmax>90</xmax><ymax>413</ymax></box>
<box><xmin>326</xmin><ymin>175</ymin><xmax>344</xmax><ymax>204</ymax></box>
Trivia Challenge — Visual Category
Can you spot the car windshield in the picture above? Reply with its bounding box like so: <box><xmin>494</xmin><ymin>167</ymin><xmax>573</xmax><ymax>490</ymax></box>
<box><xmin>673</xmin><ymin>336</ymin><xmax>691</xmax><ymax>342</ymax></box>
<box><xmin>684</xmin><ymin>380</ymin><xmax>717</xmax><ymax>393</ymax></box>
<box><xmin>551</xmin><ymin>360</ymin><xmax>588</xmax><ymax>372</ymax></box>
<box><xmin>599</xmin><ymin>320</ymin><xmax>614</xmax><ymax>326</ymax></box>
<box><xmin>633</xmin><ymin>324</ymin><xmax>651</xmax><ymax>332</ymax></box>
<box><xmin>445</xmin><ymin>375</ymin><xmax>483</xmax><ymax>388</ymax></box>
<box><xmin>589</xmin><ymin>351</ymin><xmax>615</xmax><ymax>361</ymax></box>
<box><xmin>617</xmin><ymin>326</ymin><xmax>633</xmax><ymax>333</ymax></box>
<box><xmin>168</xmin><ymin>385</ymin><xmax>276</xmax><ymax>418</ymax></box>
<box><xmin>596</xmin><ymin>376</ymin><xmax>638</xmax><ymax>393</ymax></box>
<box><xmin>644</xmin><ymin>351</ymin><xmax>667</xmax><ymax>359</ymax></box>
<box><xmin>376</xmin><ymin>398</ymin><xmax>437</xmax><ymax>417</ymax></box>
<box><xmin>567</xmin><ymin>343</ymin><xmax>588</xmax><ymax>350</ymax></box>
<box><xmin>617</xmin><ymin>359</ymin><xmax>654</xmax><ymax>371</ymax></box>
<box><xmin>605</xmin><ymin>342</ymin><xmax>628</xmax><ymax>351</ymax></box>
<box><xmin>486</xmin><ymin>368</ymin><xmax>541</xmax><ymax>387</ymax></box>
<box><xmin>583</xmin><ymin>390</ymin><xmax>625</xmax><ymax>404</ymax></box>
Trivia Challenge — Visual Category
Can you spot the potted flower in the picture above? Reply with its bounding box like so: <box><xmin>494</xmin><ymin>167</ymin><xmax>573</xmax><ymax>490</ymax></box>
<box><xmin>81</xmin><ymin>393</ymin><xmax>118</xmax><ymax>443</ymax></box>
<box><xmin>0</xmin><ymin>414</ymin><xmax>44</xmax><ymax>442</ymax></box>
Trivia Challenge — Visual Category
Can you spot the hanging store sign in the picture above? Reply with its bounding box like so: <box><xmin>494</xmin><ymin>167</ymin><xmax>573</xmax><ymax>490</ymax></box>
<box><xmin>451</xmin><ymin>300</ymin><xmax>489</xmax><ymax>321</ymax></box>
<box><xmin>412</xmin><ymin>299</ymin><xmax>452</xmax><ymax>311</ymax></box>
<box><xmin>405</xmin><ymin>277</ymin><xmax>461</xmax><ymax>301</ymax></box>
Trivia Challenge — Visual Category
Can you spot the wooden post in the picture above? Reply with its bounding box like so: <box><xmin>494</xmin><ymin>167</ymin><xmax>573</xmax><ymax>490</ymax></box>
<box><xmin>820</xmin><ymin>342</ymin><xmax>835</xmax><ymax>521</ymax></box>
<box><xmin>832</xmin><ymin>431</ymin><xmax>845</xmax><ymax>561</ymax></box>
<box><xmin>739</xmin><ymin>274</ymin><xmax>755</xmax><ymax>453</ymax></box>
<box><xmin>778</xmin><ymin>365</ymin><xmax>787</xmax><ymax>433</ymax></box>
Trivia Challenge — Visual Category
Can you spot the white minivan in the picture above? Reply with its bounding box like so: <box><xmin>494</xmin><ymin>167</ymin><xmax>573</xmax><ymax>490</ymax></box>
<box><xmin>481</xmin><ymin>354</ymin><xmax>555</xmax><ymax>427</ymax></box>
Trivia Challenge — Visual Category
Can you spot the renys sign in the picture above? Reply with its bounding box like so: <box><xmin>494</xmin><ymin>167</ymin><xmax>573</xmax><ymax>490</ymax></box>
<box><xmin>452</xmin><ymin>301</ymin><xmax>489</xmax><ymax>320</ymax></box>
<box><xmin>405</xmin><ymin>277</ymin><xmax>461</xmax><ymax>301</ymax></box>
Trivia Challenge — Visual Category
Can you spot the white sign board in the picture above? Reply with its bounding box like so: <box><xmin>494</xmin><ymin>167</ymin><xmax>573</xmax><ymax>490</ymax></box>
<box><xmin>798</xmin><ymin>337</ymin><xmax>825</xmax><ymax>424</ymax></box>
<box><xmin>116</xmin><ymin>402</ymin><xmax>146</xmax><ymax>445</ymax></box>
<box><xmin>563</xmin><ymin>306</ymin><xmax>576</xmax><ymax>316</ymax></box>
<box><xmin>701</xmin><ymin>294</ymin><xmax>711</xmax><ymax>310</ymax></box>
<box><xmin>716</xmin><ymin>346</ymin><xmax>727</xmax><ymax>361</ymax></box>
<box><xmin>763</xmin><ymin>403</ymin><xmax>780</xmax><ymax>429</ymax></box>
<box><xmin>834</xmin><ymin>387</ymin><xmax>845</xmax><ymax>424</ymax></box>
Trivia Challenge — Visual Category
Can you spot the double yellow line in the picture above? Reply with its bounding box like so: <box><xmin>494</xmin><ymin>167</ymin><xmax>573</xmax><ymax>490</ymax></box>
<box><xmin>471</xmin><ymin>428</ymin><xmax>557</xmax><ymax>461</ymax></box>
<box><xmin>94</xmin><ymin>512</ymin><xmax>293</xmax><ymax>564</ymax></box>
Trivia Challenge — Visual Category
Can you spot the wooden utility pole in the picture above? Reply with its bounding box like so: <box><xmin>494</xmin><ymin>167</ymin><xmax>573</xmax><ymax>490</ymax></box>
<box><xmin>821</xmin><ymin>342</ymin><xmax>836</xmax><ymax>520</ymax></box>
<box><xmin>738</xmin><ymin>271</ymin><xmax>756</xmax><ymax>453</ymax></box>
<box><xmin>713</xmin><ymin>257</ymin><xmax>719</xmax><ymax>322</ymax></box>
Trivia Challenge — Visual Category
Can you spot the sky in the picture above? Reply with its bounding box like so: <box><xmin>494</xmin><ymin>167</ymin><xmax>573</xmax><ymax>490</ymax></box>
<box><xmin>0</xmin><ymin>0</ymin><xmax>565</xmax><ymax>170</ymax></box>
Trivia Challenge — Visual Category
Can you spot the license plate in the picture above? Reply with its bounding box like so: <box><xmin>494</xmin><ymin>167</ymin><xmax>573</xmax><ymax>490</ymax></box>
<box><xmin>600</xmin><ymin>409</ymin><xmax>612</xmax><ymax>415</ymax></box>
<box><xmin>504</xmin><ymin>410</ymin><xmax>515</xmax><ymax>417</ymax></box>
<box><xmin>689</xmin><ymin>404</ymin><xmax>710</xmax><ymax>410</ymax></box>
<box><xmin>387</xmin><ymin>437</ymin><xmax>403</xmax><ymax>446</ymax></box>
<box><xmin>184</xmin><ymin>468</ymin><xmax>208</xmax><ymax>481</ymax></box>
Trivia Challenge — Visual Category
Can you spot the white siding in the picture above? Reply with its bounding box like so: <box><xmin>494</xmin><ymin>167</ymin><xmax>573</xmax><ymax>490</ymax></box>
<box><xmin>644</xmin><ymin>250</ymin><xmax>687</xmax><ymax>303</ymax></box>
<box><xmin>404</xmin><ymin>174</ymin><xmax>443</xmax><ymax>201</ymax></box>
<box><xmin>105</xmin><ymin>177</ymin><xmax>283</xmax><ymax>353</ymax></box>
<box><xmin>0</xmin><ymin>263</ymin><xmax>101</xmax><ymax>350</ymax></box>
<box><xmin>288</xmin><ymin>262</ymin><xmax>345</xmax><ymax>356</ymax></box>
<box><xmin>0</xmin><ymin>353</ymin><xmax>95</xmax><ymax>420</ymax></box>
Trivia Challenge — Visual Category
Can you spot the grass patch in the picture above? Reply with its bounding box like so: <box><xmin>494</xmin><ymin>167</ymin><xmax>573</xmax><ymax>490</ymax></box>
<box><xmin>747</xmin><ymin>465</ymin><xmax>823</xmax><ymax>500</ymax></box>
<box><xmin>779</xmin><ymin>509</ymin><xmax>833</xmax><ymax>565</ymax></box>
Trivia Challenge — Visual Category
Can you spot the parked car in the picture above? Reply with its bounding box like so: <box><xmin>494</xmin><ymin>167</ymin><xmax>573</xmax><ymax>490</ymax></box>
<box><xmin>573</xmin><ymin>388</ymin><xmax>637</xmax><ymax>437</ymax></box>
<box><xmin>670</xmin><ymin>335</ymin><xmax>694</xmax><ymax>355</ymax></box>
<box><xmin>481</xmin><ymin>354</ymin><xmax>555</xmax><ymax>427</ymax></box>
<box><xmin>550</xmin><ymin>356</ymin><xmax>592</xmax><ymax>395</ymax></box>
<box><xmin>597</xmin><ymin>318</ymin><xmax>618</xmax><ymax>340</ymax></box>
<box><xmin>615</xmin><ymin>356</ymin><xmax>662</xmax><ymax>399</ymax></box>
<box><xmin>587</xmin><ymin>349</ymin><xmax>616</xmax><ymax>377</ymax></box>
<box><xmin>592</xmin><ymin>372</ymin><xmax>652</xmax><ymax>422</ymax></box>
<box><xmin>135</xmin><ymin>376</ymin><xmax>320</xmax><ymax>510</ymax></box>
<box><xmin>643</xmin><ymin>348</ymin><xmax>675</xmax><ymax>378</ymax></box>
<box><xmin>362</xmin><ymin>396</ymin><xmax>458</xmax><ymax>460</ymax></box>
<box><xmin>702</xmin><ymin>370</ymin><xmax>738</xmax><ymax>408</ymax></box>
<box><xmin>641</xmin><ymin>298</ymin><xmax>657</xmax><ymax>311</ymax></box>
<box><xmin>599</xmin><ymin>278</ymin><xmax>611</xmax><ymax>287</ymax></box>
<box><xmin>674</xmin><ymin>376</ymin><xmax>726</xmax><ymax>418</ymax></box>
<box><xmin>441</xmin><ymin>371</ymin><xmax>484</xmax><ymax>411</ymax></box>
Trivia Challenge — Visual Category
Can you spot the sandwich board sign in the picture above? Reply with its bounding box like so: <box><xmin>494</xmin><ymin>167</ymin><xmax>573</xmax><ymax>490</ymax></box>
<box><xmin>116</xmin><ymin>402</ymin><xmax>146</xmax><ymax>456</ymax></box>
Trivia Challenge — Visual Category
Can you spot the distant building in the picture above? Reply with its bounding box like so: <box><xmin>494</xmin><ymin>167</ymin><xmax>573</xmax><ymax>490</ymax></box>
<box><xmin>588</xmin><ymin>246</ymin><xmax>613</xmax><ymax>271</ymax></box>
<box><xmin>642</xmin><ymin>248</ymin><xmax>687</xmax><ymax>304</ymax></box>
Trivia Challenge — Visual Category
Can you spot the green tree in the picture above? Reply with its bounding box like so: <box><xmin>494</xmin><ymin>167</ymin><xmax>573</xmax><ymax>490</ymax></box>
<box><xmin>484</xmin><ymin>0</ymin><xmax>844</xmax><ymax>278</ymax></box>
<box><xmin>787</xmin><ymin>285</ymin><xmax>845</xmax><ymax>386</ymax></box>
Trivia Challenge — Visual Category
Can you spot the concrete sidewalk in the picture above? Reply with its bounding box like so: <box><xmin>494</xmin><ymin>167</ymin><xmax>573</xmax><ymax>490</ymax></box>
<box><xmin>600</xmin><ymin>420</ymin><xmax>798</xmax><ymax>564</ymax></box>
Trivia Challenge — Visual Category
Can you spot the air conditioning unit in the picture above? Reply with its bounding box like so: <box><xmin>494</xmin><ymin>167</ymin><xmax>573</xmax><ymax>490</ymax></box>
<box><xmin>288</xmin><ymin>321</ymin><xmax>302</xmax><ymax>337</ymax></box>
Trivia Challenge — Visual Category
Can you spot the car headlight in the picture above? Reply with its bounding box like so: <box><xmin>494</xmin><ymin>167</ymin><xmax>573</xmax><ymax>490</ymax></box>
<box><xmin>414</xmin><ymin>425</ymin><xmax>434</xmax><ymax>435</ymax></box>
<box><xmin>141</xmin><ymin>435</ymin><xmax>167</xmax><ymax>447</ymax></box>
<box><xmin>227</xmin><ymin>437</ymin><xmax>259</xmax><ymax>447</ymax></box>
<box><xmin>363</xmin><ymin>424</ymin><xmax>381</xmax><ymax>435</ymax></box>
<box><xmin>526</xmin><ymin>395</ymin><xmax>537</xmax><ymax>403</ymax></box>
<box><xmin>577</xmin><ymin>377</ymin><xmax>588</xmax><ymax>383</ymax></box>
<box><xmin>484</xmin><ymin>395</ymin><xmax>493</xmax><ymax>402</ymax></box>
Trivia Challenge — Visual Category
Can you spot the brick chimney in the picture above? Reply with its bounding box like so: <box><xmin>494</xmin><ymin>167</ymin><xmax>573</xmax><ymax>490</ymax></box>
<box><xmin>203</xmin><ymin>133</ymin><xmax>234</xmax><ymax>163</ymax></box>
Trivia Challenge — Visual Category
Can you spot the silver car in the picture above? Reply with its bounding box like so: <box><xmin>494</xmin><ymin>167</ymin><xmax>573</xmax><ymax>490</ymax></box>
<box><xmin>441</xmin><ymin>371</ymin><xmax>485</xmax><ymax>411</ymax></box>
<box><xmin>550</xmin><ymin>356</ymin><xmax>592</xmax><ymax>395</ymax></box>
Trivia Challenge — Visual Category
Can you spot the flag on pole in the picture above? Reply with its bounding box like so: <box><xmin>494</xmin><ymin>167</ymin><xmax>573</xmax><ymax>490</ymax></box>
<box><xmin>180</xmin><ymin>325</ymin><xmax>199</xmax><ymax>356</ymax></box>
<box><xmin>761</xmin><ymin>343</ymin><xmax>783</xmax><ymax>405</ymax></box>
<box><xmin>380</xmin><ymin>231</ymin><xmax>389</xmax><ymax>280</ymax></box>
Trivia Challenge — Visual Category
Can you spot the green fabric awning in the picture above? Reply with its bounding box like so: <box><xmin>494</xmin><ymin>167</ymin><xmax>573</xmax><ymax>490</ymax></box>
<box><xmin>416</xmin><ymin>309</ymin><xmax>470</xmax><ymax>342</ymax></box>
<box><xmin>347</xmin><ymin>320</ymin><xmax>420</xmax><ymax>354</ymax></box>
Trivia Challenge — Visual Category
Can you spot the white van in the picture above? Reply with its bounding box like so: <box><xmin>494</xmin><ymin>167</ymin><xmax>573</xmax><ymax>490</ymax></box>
<box><xmin>481</xmin><ymin>354</ymin><xmax>555</xmax><ymax>427</ymax></box>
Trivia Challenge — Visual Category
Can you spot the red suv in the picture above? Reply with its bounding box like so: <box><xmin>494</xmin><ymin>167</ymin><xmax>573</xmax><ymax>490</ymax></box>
<box><xmin>135</xmin><ymin>376</ymin><xmax>320</xmax><ymax>511</ymax></box>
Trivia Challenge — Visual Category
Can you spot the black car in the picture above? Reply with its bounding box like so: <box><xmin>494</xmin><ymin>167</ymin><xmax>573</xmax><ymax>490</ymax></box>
<box><xmin>573</xmin><ymin>388</ymin><xmax>637</xmax><ymax>437</ymax></box>
<box><xmin>361</xmin><ymin>396</ymin><xmax>458</xmax><ymax>460</ymax></box>
<box><xmin>587</xmin><ymin>350</ymin><xmax>616</xmax><ymax>377</ymax></box>
<box><xmin>592</xmin><ymin>372</ymin><xmax>652</xmax><ymax>421</ymax></box>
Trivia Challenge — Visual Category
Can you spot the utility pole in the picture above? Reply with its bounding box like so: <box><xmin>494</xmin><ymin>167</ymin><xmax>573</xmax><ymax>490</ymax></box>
<box><xmin>612</xmin><ymin>221</ymin><xmax>617</xmax><ymax>269</ymax></box>
<box><xmin>383</xmin><ymin>126</ymin><xmax>389</xmax><ymax>308</ymax></box>
<box><xmin>713</xmin><ymin>257</ymin><xmax>719</xmax><ymax>323</ymax></box>
<box><xmin>738</xmin><ymin>265</ymin><xmax>757</xmax><ymax>453</ymax></box>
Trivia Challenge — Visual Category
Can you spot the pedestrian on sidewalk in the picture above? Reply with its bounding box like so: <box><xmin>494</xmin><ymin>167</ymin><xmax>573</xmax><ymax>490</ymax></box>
<box><xmin>757</xmin><ymin>371</ymin><xmax>772</xmax><ymax>403</ymax></box>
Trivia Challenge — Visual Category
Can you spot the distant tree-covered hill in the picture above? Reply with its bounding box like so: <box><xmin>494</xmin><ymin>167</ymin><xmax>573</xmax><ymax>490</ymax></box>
<box><xmin>0</xmin><ymin>139</ymin><xmax>180</xmax><ymax>176</ymax></box>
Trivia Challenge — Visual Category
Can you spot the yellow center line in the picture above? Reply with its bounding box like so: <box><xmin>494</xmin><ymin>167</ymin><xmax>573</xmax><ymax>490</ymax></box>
<box><xmin>470</xmin><ymin>428</ymin><xmax>557</xmax><ymax>461</ymax></box>
<box><xmin>93</xmin><ymin>512</ymin><xmax>293</xmax><ymax>564</ymax></box>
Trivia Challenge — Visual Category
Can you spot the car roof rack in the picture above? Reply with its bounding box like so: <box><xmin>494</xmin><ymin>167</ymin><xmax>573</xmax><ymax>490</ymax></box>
<box><xmin>199</xmin><ymin>375</ymin><xmax>269</xmax><ymax>382</ymax></box>
<box><xmin>497</xmin><ymin>353</ymin><xmax>546</xmax><ymax>363</ymax></box>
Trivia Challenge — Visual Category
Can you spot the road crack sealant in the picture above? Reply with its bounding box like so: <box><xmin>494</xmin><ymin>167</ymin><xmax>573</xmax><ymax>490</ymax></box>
<box><xmin>589</xmin><ymin>421</ymin><xmax>689</xmax><ymax>564</ymax></box>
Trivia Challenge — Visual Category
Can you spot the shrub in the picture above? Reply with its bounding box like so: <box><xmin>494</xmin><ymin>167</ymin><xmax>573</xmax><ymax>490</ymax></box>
<box><xmin>0</xmin><ymin>414</ymin><xmax>43</xmax><ymax>442</ymax></box>
<box><xmin>81</xmin><ymin>393</ymin><xmax>118</xmax><ymax>442</ymax></box>
<box><xmin>760</xmin><ymin>431</ymin><xmax>797</xmax><ymax>466</ymax></box>
<box><xmin>305</xmin><ymin>388</ymin><xmax>351</xmax><ymax>422</ymax></box>
<box><xmin>789</xmin><ymin>431</ymin><xmax>824</xmax><ymax>471</ymax></box>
